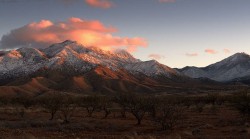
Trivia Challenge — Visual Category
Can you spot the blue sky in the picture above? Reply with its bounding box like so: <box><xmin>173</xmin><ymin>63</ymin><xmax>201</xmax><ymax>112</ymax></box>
<box><xmin>0</xmin><ymin>0</ymin><xmax>249</xmax><ymax>68</ymax></box>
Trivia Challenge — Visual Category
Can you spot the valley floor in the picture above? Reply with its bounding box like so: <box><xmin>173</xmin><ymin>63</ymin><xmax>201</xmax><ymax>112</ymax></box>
<box><xmin>0</xmin><ymin>104</ymin><xmax>249</xmax><ymax>139</ymax></box>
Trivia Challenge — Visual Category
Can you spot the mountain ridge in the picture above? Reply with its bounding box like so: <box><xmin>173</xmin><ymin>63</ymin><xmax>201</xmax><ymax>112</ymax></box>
<box><xmin>0</xmin><ymin>40</ymin><xmax>192</xmax><ymax>95</ymax></box>
<box><xmin>178</xmin><ymin>52</ymin><xmax>250</xmax><ymax>82</ymax></box>
<box><xmin>0</xmin><ymin>40</ymin><xmax>248</xmax><ymax>95</ymax></box>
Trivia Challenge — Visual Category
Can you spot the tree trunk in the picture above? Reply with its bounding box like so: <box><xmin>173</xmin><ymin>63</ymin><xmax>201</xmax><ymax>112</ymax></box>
<box><xmin>63</xmin><ymin>119</ymin><xmax>69</xmax><ymax>124</ymax></box>
<box><xmin>50</xmin><ymin>112</ymin><xmax>55</xmax><ymax>120</ymax></box>
<box><xmin>87</xmin><ymin>107</ymin><xmax>94</xmax><ymax>117</ymax></box>
<box><xmin>104</xmin><ymin>109</ymin><xmax>111</xmax><ymax>118</ymax></box>
<box><xmin>121</xmin><ymin>109</ymin><xmax>126</xmax><ymax>118</ymax></box>
<box><xmin>137</xmin><ymin>118</ymin><xmax>141</xmax><ymax>125</ymax></box>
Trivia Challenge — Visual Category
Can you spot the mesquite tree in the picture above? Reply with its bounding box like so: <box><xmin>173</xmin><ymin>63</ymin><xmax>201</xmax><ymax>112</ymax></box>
<box><xmin>116</xmin><ymin>93</ymin><xmax>150</xmax><ymax>125</ymax></box>
<box><xmin>154</xmin><ymin>103</ymin><xmax>184</xmax><ymax>130</ymax></box>
<box><xmin>79</xmin><ymin>95</ymin><xmax>101</xmax><ymax>117</ymax></box>
<box><xmin>38</xmin><ymin>92</ymin><xmax>63</xmax><ymax>120</ymax></box>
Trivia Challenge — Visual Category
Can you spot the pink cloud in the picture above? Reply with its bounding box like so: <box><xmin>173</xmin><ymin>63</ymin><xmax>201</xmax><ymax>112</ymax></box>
<box><xmin>223</xmin><ymin>49</ymin><xmax>231</xmax><ymax>54</ymax></box>
<box><xmin>85</xmin><ymin>0</ymin><xmax>114</xmax><ymax>9</ymax></box>
<box><xmin>28</xmin><ymin>20</ymin><xmax>53</xmax><ymax>28</ymax></box>
<box><xmin>148</xmin><ymin>54</ymin><xmax>165</xmax><ymax>60</ymax></box>
<box><xmin>158</xmin><ymin>0</ymin><xmax>176</xmax><ymax>3</ymax></box>
<box><xmin>205</xmin><ymin>49</ymin><xmax>218</xmax><ymax>54</ymax></box>
<box><xmin>0</xmin><ymin>17</ymin><xmax>147</xmax><ymax>52</ymax></box>
<box><xmin>185</xmin><ymin>53</ymin><xmax>198</xmax><ymax>57</ymax></box>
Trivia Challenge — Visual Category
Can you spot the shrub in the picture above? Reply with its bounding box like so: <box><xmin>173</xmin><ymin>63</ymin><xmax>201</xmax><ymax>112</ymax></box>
<box><xmin>206</xmin><ymin>93</ymin><xmax>224</xmax><ymax>106</ymax></box>
<box><xmin>189</xmin><ymin>96</ymin><xmax>206</xmax><ymax>113</ymax></box>
<box><xmin>195</xmin><ymin>102</ymin><xmax>205</xmax><ymax>113</ymax></box>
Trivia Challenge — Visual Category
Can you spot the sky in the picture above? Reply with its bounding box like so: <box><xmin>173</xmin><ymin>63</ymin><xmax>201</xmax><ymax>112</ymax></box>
<box><xmin>0</xmin><ymin>0</ymin><xmax>249</xmax><ymax>68</ymax></box>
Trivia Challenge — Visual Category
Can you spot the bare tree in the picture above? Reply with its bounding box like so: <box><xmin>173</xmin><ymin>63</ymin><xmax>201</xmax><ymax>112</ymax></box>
<box><xmin>206</xmin><ymin>93</ymin><xmax>224</xmax><ymax>106</ymax></box>
<box><xmin>100</xmin><ymin>96</ymin><xmax>113</xmax><ymax>118</ymax></box>
<box><xmin>129</xmin><ymin>97</ymin><xmax>149</xmax><ymax>125</ymax></box>
<box><xmin>114</xmin><ymin>94</ymin><xmax>128</xmax><ymax>118</ymax></box>
<box><xmin>0</xmin><ymin>96</ymin><xmax>10</xmax><ymax>116</ymax></box>
<box><xmin>38</xmin><ymin>92</ymin><xmax>63</xmax><ymax>120</ymax></box>
<box><xmin>154</xmin><ymin>102</ymin><xmax>184</xmax><ymax>130</ymax></box>
<box><xmin>0</xmin><ymin>96</ymin><xmax>9</xmax><ymax>108</ymax></box>
<box><xmin>60</xmin><ymin>95</ymin><xmax>77</xmax><ymax>123</ymax></box>
<box><xmin>78</xmin><ymin>95</ymin><xmax>101</xmax><ymax>117</ymax></box>
<box><xmin>11</xmin><ymin>96</ymin><xmax>34</xmax><ymax>118</ymax></box>
<box><xmin>190</xmin><ymin>96</ymin><xmax>206</xmax><ymax>113</ymax></box>
<box><xmin>232</xmin><ymin>90</ymin><xmax>250</xmax><ymax>118</ymax></box>
<box><xmin>146</xmin><ymin>96</ymin><xmax>159</xmax><ymax>119</ymax></box>
<box><xmin>116</xmin><ymin>93</ymin><xmax>149</xmax><ymax>125</ymax></box>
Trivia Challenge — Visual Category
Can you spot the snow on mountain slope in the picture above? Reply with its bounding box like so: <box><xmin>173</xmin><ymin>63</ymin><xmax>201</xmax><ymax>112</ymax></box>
<box><xmin>179</xmin><ymin>66</ymin><xmax>209</xmax><ymax>78</ymax></box>
<box><xmin>41</xmin><ymin>40</ymin><xmax>141</xmax><ymax>71</ymax></box>
<box><xmin>179</xmin><ymin>53</ymin><xmax>250</xmax><ymax>81</ymax></box>
<box><xmin>43</xmin><ymin>40</ymin><xmax>87</xmax><ymax>58</ymax></box>
<box><xmin>0</xmin><ymin>40</ymin><xmax>179</xmax><ymax>83</ymax></box>
<box><xmin>124</xmin><ymin>60</ymin><xmax>180</xmax><ymax>77</ymax></box>
<box><xmin>0</xmin><ymin>48</ymin><xmax>47</xmax><ymax>78</ymax></box>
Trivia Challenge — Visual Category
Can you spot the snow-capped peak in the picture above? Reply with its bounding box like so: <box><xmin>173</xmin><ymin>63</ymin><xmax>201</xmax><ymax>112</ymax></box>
<box><xmin>227</xmin><ymin>52</ymin><xmax>250</xmax><ymax>62</ymax></box>
<box><xmin>179</xmin><ymin>52</ymin><xmax>250</xmax><ymax>81</ymax></box>
<box><xmin>207</xmin><ymin>52</ymin><xmax>250</xmax><ymax>69</ymax></box>
<box><xmin>17</xmin><ymin>47</ymin><xmax>46</xmax><ymax>58</ymax></box>
<box><xmin>0</xmin><ymin>40</ymin><xmax>181</xmax><ymax>82</ymax></box>
<box><xmin>146</xmin><ymin>60</ymin><xmax>158</xmax><ymax>64</ymax></box>
<box><xmin>42</xmin><ymin>40</ymin><xmax>88</xmax><ymax>57</ymax></box>
<box><xmin>115</xmin><ymin>49</ymin><xmax>132</xmax><ymax>57</ymax></box>
<box><xmin>61</xmin><ymin>40</ymin><xmax>77</xmax><ymax>45</ymax></box>
<box><xmin>113</xmin><ymin>49</ymin><xmax>140</xmax><ymax>63</ymax></box>
<box><xmin>124</xmin><ymin>60</ymin><xmax>179</xmax><ymax>77</ymax></box>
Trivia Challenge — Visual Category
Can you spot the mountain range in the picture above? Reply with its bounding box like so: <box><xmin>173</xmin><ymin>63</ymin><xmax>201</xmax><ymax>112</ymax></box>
<box><xmin>0</xmin><ymin>40</ymin><xmax>248</xmax><ymax>96</ymax></box>
<box><xmin>177</xmin><ymin>52</ymin><xmax>250</xmax><ymax>82</ymax></box>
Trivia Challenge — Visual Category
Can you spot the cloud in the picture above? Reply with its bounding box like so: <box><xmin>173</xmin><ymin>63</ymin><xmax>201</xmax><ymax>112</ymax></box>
<box><xmin>148</xmin><ymin>54</ymin><xmax>165</xmax><ymax>60</ymax></box>
<box><xmin>185</xmin><ymin>53</ymin><xmax>198</xmax><ymax>57</ymax></box>
<box><xmin>205</xmin><ymin>49</ymin><xmax>218</xmax><ymax>54</ymax></box>
<box><xmin>158</xmin><ymin>0</ymin><xmax>176</xmax><ymax>3</ymax></box>
<box><xmin>0</xmin><ymin>17</ymin><xmax>147</xmax><ymax>52</ymax></box>
<box><xmin>85</xmin><ymin>0</ymin><xmax>113</xmax><ymax>9</ymax></box>
<box><xmin>223</xmin><ymin>49</ymin><xmax>231</xmax><ymax>54</ymax></box>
